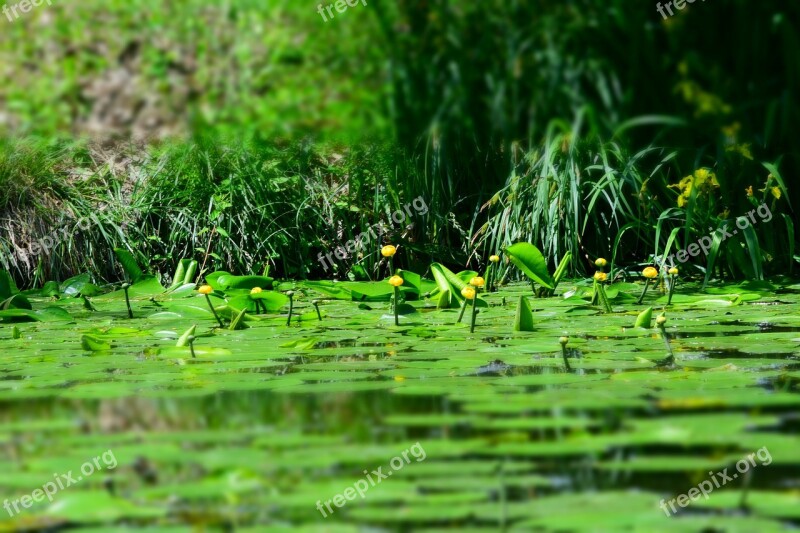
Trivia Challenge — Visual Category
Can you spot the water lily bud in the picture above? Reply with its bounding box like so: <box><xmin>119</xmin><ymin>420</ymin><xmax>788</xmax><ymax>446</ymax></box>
<box><xmin>668</xmin><ymin>267</ymin><xmax>679</xmax><ymax>276</ymax></box>
<box><xmin>381</xmin><ymin>245</ymin><xmax>397</xmax><ymax>258</ymax></box>
<box><xmin>461</xmin><ymin>286</ymin><xmax>476</xmax><ymax>300</ymax></box>
<box><xmin>595</xmin><ymin>258</ymin><xmax>607</xmax><ymax>268</ymax></box>
<box><xmin>388</xmin><ymin>275</ymin><xmax>404</xmax><ymax>287</ymax></box>
<box><xmin>489</xmin><ymin>255</ymin><xmax>500</xmax><ymax>263</ymax></box>
<box><xmin>198</xmin><ymin>285</ymin><xmax>213</xmax><ymax>295</ymax></box>
<box><xmin>656</xmin><ymin>315</ymin><xmax>667</xmax><ymax>326</ymax></box>
<box><xmin>285</xmin><ymin>291</ymin><xmax>295</xmax><ymax>297</ymax></box>
<box><xmin>121</xmin><ymin>283</ymin><xmax>131</xmax><ymax>290</ymax></box>
<box><xmin>559</xmin><ymin>336</ymin><xmax>569</xmax><ymax>345</ymax></box>
<box><xmin>593</xmin><ymin>271</ymin><xmax>607</xmax><ymax>282</ymax></box>
<box><xmin>642</xmin><ymin>267</ymin><xmax>658</xmax><ymax>279</ymax></box>
<box><xmin>250</xmin><ymin>287</ymin><xmax>263</xmax><ymax>295</ymax></box>
<box><xmin>469</xmin><ymin>276</ymin><xmax>485</xmax><ymax>288</ymax></box>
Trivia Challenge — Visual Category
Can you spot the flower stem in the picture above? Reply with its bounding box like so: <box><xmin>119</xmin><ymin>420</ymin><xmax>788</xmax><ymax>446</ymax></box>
<box><xmin>470</xmin><ymin>305</ymin><xmax>479</xmax><ymax>334</ymax></box>
<box><xmin>286</xmin><ymin>292</ymin><xmax>294</xmax><ymax>326</ymax></box>
<box><xmin>456</xmin><ymin>298</ymin><xmax>468</xmax><ymax>323</ymax></box>
<box><xmin>122</xmin><ymin>284</ymin><xmax>133</xmax><ymax>319</ymax></box>
<box><xmin>313</xmin><ymin>300</ymin><xmax>322</xmax><ymax>321</ymax></box>
<box><xmin>393</xmin><ymin>286</ymin><xmax>399</xmax><ymax>326</ymax></box>
<box><xmin>205</xmin><ymin>294</ymin><xmax>224</xmax><ymax>327</ymax></box>
<box><xmin>667</xmin><ymin>276</ymin><xmax>677</xmax><ymax>306</ymax></box>
<box><xmin>636</xmin><ymin>279</ymin><xmax>650</xmax><ymax>305</ymax></box>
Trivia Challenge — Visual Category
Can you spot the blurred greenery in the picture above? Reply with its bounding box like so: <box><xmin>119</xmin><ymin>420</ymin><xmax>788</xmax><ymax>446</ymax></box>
<box><xmin>0</xmin><ymin>0</ymin><xmax>797</xmax><ymax>284</ymax></box>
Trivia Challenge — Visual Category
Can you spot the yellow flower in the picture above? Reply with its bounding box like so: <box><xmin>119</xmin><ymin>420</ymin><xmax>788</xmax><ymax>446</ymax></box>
<box><xmin>489</xmin><ymin>255</ymin><xmax>500</xmax><ymax>263</ymax></box>
<box><xmin>770</xmin><ymin>187</ymin><xmax>781</xmax><ymax>200</ymax></box>
<box><xmin>677</xmin><ymin>195</ymin><xmax>688</xmax><ymax>208</ymax></box>
<box><xmin>559</xmin><ymin>336</ymin><xmax>569</xmax><ymax>345</ymax></box>
<box><xmin>469</xmin><ymin>276</ymin><xmax>485</xmax><ymax>288</ymax></box>
<box><xmin>595</xmin><ymin>258</ymin><xmax>607</xmax><ymax>268</ymax></box>
<box><xmin>642</xmin><ymin>267</ymin><xmax>659</xmax><ymax>279</ymax></box>
<box><xmin>694</xmin><ymin>168</ymin><xmax>710</xmax><ymax>181</ymax></box>
<box><xmin>381</xmin><ymin>245</ymin><xmax>397</xmax><ymax>258</ymax></box>
<box><xmin>668</xmin><ymin>267</ymin><xmax>679</xmax><ymax>276</ymax></box>
<box><xmin>656</xmin><ymin>315</ymin><xmax>667</xmax><ymax>326</ymax></box>
<box><xmin>593</xmin><ymin>271</ymin><xmax>607</xmax><ymax>282</ymax></box>
<box><xmin>198</xmin><ymin>285</ymin><xmax>213</xmax><ymax>295</ymax></box>
<box><xmin>745</xmin><ymin>185</ymin><xmax>753</xmax><ymax>197</ymax></box>
<box><xmin>250</xmin><ymin>287</ymin><xmax>263</xmax><ymax>295</ymax></box>
<box><xmin>461</xmin><ymin>286</ymin><xmax>476</xmax><ymax>300</ymax></box>
<box><xmin>388</xmin><ymin>275</ymin><xmax>404</xmax><ymax>287</ymax></box>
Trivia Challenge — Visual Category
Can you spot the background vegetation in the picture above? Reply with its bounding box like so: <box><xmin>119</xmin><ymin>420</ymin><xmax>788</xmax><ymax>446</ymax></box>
<box><xmin>1</xmin><ymin>0</ymin><xmax>797</xmax><ymax>286</ymax></box>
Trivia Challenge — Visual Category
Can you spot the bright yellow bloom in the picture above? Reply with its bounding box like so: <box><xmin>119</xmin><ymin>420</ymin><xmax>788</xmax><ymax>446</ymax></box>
<box><xmin>198</xmin><ymin>285</ymin><xmax>213</xmax><ymax>295</ymax></box>
<box><xmin>461</xmin><ymin>286</ymin><xmax>476</xmax><ymax>300</ymax></box>
<box><xmin>642</xmin><ymin>267</ymin><xmax>659</xmax><ymax>279</ymax></box>
<box><xmin>656</xmin><ymin>315</ymin><xmax>667</xmax><ymax>326</ymax></box>
<box><xmin>593</xmin><ymin>271</ymin><xmax>607</xmax><ymax>282</ymax></box>
<box><xmin>469</xmin><ymin>276</ymin><xmax>485</xmax><ymax>288</ymax></box>
<box><xmin>489</xmin><ymin>255</ymin><xmax>500</xmax><ymax>263</ymax></box>
<box><xmin>745</xmin><ymin>186</ymin><xmax>753</xmax><ymax>197</ymax></box>
<box><xmin>595</xmin><ymin>258</ymin><xmax>607</xmax><ymax>268</ymax></box>
<box><xmin>694</xmin><ymin>168</ymin><xmax>710</xmax><ymax>181</ymax></box>
<box><xmin>668</xmin><ymin>267</ymin><xmax>679</xmax><ymax>276</ymax></box>
<box><xmin>771</xmin><ymin>187</ymin><xmax>781</xmax><ymax>200</ymax></box>
<box><xmin>250</xmin><ymin>287</ymin><xmax>263</xmax><ymax>295</ymax></box>
<box><xmin>388</xmin><ymin>275</ymin><xmax>404</xmax><ymax>287</ymax></box>
<box><xmin>381</xmin><ymin>245</ymin><xmax>397</xmax><ymax>258</ymax></box>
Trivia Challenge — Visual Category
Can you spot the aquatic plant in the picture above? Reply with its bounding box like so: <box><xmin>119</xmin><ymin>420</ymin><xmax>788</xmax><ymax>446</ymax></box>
<box><xmin>198</xmin><ymin>284</ymin><xmax>224</xmax><ymax>327</ymax></box>
<box><xmin>636</xmin><ymin>266</ymin><xmax>659</xmax><ymax>305</ymax></box>
<box><xmin>388</xmin><ymin>275</ymin><xmax>403</xmax><ymax>326</ymax></box>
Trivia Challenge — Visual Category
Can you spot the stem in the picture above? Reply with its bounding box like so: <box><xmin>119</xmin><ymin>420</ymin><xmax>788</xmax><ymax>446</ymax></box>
<box><xmin>561</xmin><ymin>344</ymin><xmax>572</xmax><ymax>372</ymax></box>
<box><xmin>389</xmin><ymin>257</ymin><xmax>394</xmax><ymax>278</ymax></box>
<box><xmin>393</xmin><ymin>286</ymin><xmax>399</xmax><ymax>326</ymax></box>
<box><xmin>123</xmin><ymin>284</ymin><xmax>133</xmax><ymax>319</ymax></box>
<box><xmin>597</xmin><ymin>284</ymin><xmax>612</xmax><ymax>313</ymax></box>
<box><xmin>470</xmin><ymin>299</ymin><xmax>478</xmax><ymax>333</ymax></box>
<box><xmin>205</xmin><ymin>294</ymin><xmax>224</xmax><ymax>327</ymax></box>
<box><xmin>530</xmin><ymin>279</ymin><xmax>536</xmax><ymax>297</ymax></box>
<box><xmin>286</xmin><ymin>293</ymin><xmax>294</xmax><ymax>326</ymax></box>
<box><xmin>636</xmin><ymin>279</ymin><xmax>650</xmax><ymax>305</ymax></box>
<box><xmin>188</xmin><ymin>336</ymin><xmax>196</xmax><ymax>359</ymax></box>
<box><xmin>456</xmin><ymin>298</ymin><xmax>468</xmax><ymax>323</ymax></box>
<box><xmin>313</xmin><ymin>301</ymin><xmax>322</xmax><ymax>321</ymax></box>
<box><xmin>487</xmin><ymin>264</ymin><xmax>494</xmax><ymax>292</ymax></box>
<box><xmin>659</xmin><ymin>324</ymin><xmax>674</xmax><ymax>363</ymax></box>
<box><xmin>667</xmin><ymin>276</ymin><xmax>677</xmax><ymax>306</ymax></box>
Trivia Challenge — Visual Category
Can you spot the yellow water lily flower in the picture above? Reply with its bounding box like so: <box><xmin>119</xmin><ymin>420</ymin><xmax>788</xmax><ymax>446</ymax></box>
<box><xmin>642</xmin><ymin>267</ymin><xmax>659</xmax><ymax>279</ymax></box>
<box><xmin>198</xmin><ymin>285</ymin><xmax>213</xmax><ymax>295</ymax></box>
<box><xmin>489</xmin><ymin>255</ymin><xmax>500</xmax><ymax>263</ymax></box>
<box><xmin>668</xmin><ymin>267</ymin><xmax>679</xmax><ymax>276</ymax></box>
<box><xmin>388</xmin><ymin>275</ymin><xmax>404</xmax><ymax>287</ymax></box>
<box><xmin>745</xmin><ymin>185</ymin><xmax>753</xmax><ymax>197</ymax></box>
<box><xmin>461</xmin><ymin>286</ymin><xmax>476</xmax><ymax>300</ymax></box>
<box><xmin>595</xmin><ymin>258</ymin><xmax>607</xmax><ymax>268</ymax></box>
<box><xmin>593</xmin><ymin>271</ymin><xmax>607</xmax><ymax>282</ymax></box>
<box><xmin>381</xmin><ymin>245</ymin><xmax>397</xmax><ymax>257</ymax></box>
<box><xmin>250</xmin><ymin>287</ymin><xmax>263</xmax><ymax>295</ymax></box>
<box><xmin>469</xmin><ymin>277</ymin><xmax>485</xmax><ymax>288</ymax></box>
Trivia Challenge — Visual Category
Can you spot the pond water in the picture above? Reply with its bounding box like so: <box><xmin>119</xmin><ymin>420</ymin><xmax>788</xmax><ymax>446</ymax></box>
<box><xmin>1</xmin><ymin>280</ymin><xmax>800</xmax><ymax>531</ymax></box>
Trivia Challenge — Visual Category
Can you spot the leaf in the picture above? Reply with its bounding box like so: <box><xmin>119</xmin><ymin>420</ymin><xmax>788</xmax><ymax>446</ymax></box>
<box><xmin>206</xmin><ymin>271</ymin><xmax>274</xmax><ymax>290</ymax></box>
<box><xmin>113</xmin><ymin>248</ymin><xmax>144</xmax><ymax>283</ymax></box>
<box><xmin>506</xmin><ymin>243</ymin><xmax>555</xmax><ymax>289</ymax></box>
<box><xmin>81</xmin><ymin>334</ymin><xmax>111</xmax><ymax>352</ymax></box>
<box><xmin>430</xmin><ymin>263</ymin><xmax>468</xmax><ymax>307</ymax></box>
<box><xmin>176</xmin><ymin>325</ymin><xmax>197</xmax><ymax>347</ymax></box>
<box><xmin>514</xmin><ymin>296</ymin><xmax>535</xmax><ymax>331</ymax></box>
<box><xmin>229</xmin><ymin>308</ymin><xmax>248</xmax><ymax>330</ymax></box>
<box><xmin>170</xmin><ymin>259</ymin><xmax>198</xmax><ymax>290</ymax></box>
<box><xmin>634</xmin><ymin>307</ymin><xmax>653</xmax><ymax>328</ymax></box>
